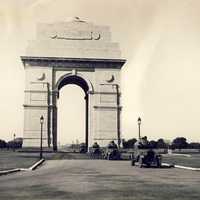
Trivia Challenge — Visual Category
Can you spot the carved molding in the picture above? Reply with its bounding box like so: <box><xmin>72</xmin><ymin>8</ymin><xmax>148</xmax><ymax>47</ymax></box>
<box><xmin>21</xmin><ymin>56</ymin><xmax>126</xmax><ymax>69</ymax></box>
<box><xmin>94</xmin><ymin>105</ymin><xmax>122</xmax><ymax>110</ymax></box>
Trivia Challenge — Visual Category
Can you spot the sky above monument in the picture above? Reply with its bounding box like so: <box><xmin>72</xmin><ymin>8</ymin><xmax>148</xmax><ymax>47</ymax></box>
<box><xmin>0</xmin><ymin>0</ymin><xmax>200</xmax><ymax>144</ymax></box>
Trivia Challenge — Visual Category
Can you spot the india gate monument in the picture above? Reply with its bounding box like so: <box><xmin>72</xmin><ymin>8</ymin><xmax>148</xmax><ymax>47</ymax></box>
<box><xmin>21</xmin><ymin>17</ymin><xmax>126</xmax><ymax>151</ymax></box>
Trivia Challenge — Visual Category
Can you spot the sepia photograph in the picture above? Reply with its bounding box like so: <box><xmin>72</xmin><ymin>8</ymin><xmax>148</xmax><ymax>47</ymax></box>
<box><xmin>0</xmin><ymin>0</ymin><xmax>200</xmax><ymax>199</ymax></box>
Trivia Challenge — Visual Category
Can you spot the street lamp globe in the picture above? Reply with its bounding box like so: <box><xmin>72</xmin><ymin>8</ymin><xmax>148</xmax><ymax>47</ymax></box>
<box><xmin>40</xmin><ymin>115</ymin><xmax>44</xmax><ymax>124</ymax></box>
<box><xmin>137</xmin><ymin>117</ymin><xmax>141</xmax><ymax>125</ymax></box>
<box><xmin>137</xmin><ymin>117</ymin><xmax>141</xmax><ymax>140</ymax></box>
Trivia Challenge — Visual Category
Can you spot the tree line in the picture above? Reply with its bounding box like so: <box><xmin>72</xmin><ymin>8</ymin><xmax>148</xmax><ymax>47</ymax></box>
<box><xmin>122</xmin><ymin>137</ymin><xmax>200</xmax><ymax>149</ymax></box>
<box><xmin>0</xmin><ymin>136</ymin><xmax>199</xmax><ymax>149</ymax></box>
<box><xmin>0</xmin><ymin>138</ymin><xmax>23</xmax><ymax>149</ymax></box>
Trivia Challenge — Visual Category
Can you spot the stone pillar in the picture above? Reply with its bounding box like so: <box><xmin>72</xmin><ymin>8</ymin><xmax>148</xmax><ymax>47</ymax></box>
<box><xmin>115</xmin><ymin>84</ymin><xmax>121</xmax><ymax>147</ymax></box>
<box><xmin>47</xmin><ymin>83</ymin><xmax>51</xmax><ymax>148</ymax></box>
<box><xmin>92</xmin><ymin>82</ymin><xmax>122</xmax><ymax>147</ymax></box>
<box><xmin>52</xmin><ymin>90</ymin><xmax>58</xmax><ymax>151</ymax></box>
<box><xmin>85</xmin><ymin>94</ymin><xmax>89</xmax><ymax>149</ymax></box>
<box><xmin>23</xmin><ymin>81</ymin><xmax>49</xmax><ymax>147</ymax></box>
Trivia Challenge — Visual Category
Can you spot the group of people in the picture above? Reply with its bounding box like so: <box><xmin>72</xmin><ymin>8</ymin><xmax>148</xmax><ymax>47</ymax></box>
<box><xmin>92</xmin><ymin>136</ymin><xmax>150</xmax><ymax>151</ymax></box>
<box><xmin>135</xmin><ymin>136</ymin><xmax>149</xmax><ymax>149</ymax></box>
<box><xmin>91</xmin><ymin>140</ymin><xmax>120</xmax><ymax>160</ymax></box>
<box><xmin>92</xmin><ymin>140</ymin><xmax>118</xmax><ymax>150</ymax></box>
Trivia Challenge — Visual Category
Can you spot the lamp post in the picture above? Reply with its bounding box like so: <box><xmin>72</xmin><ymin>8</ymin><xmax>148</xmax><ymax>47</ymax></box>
<box><xmin>137</xmin><ymin>117</ymin><xmax>141</xmax><ymax>140</ymax></box>
<box><xmin>40</xmin><ymin>115</ymin><xmax>44</xmax><ymax>159</ymax></box>
<box><xmin>13</xmin><ymin>133</ymin><xmax>16</xmax><ymax>152</ymax></box>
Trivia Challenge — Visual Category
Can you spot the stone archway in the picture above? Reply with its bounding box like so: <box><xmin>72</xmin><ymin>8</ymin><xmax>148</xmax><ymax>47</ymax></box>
<box><xmin>53</xmin><ymin>74</ymin><xmax>92</xmax><ymax>151</ymax></box>
<box><xmin>21</xmin><ymin>17</ymin><xmax>126</xmax><ymax>151</ymax></box>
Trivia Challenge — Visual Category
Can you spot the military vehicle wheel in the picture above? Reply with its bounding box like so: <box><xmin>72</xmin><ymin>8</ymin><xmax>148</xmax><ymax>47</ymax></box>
<box><xmin>139</xmin><ymin>156</ymin><xmax>143</xmax><ymax>168</ymax></box>
<box><xmin>156</xmin><ymin>156</ymin><xmax>162</xmax><ymax>168</ymax></box>
<box><xmin>131</xmin><ymin>159</ymin><xmax>135</xmax><ymax>166</ymax></box>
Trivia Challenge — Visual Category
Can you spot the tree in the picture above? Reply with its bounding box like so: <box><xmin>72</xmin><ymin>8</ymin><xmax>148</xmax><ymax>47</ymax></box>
<box><xmin>122</xmin><ymin>138</ymin><xmax>137</xmax><ymax>149</ymax></box>
<box><xmin>0</xmin><ymin>139</ymin><xmax>7</xmax><ymax>148</ymax></box>
<box><xmin>157</xmin><ymin>138</ymin><xmax>167</xmax><ymax>148</ymax></box>
<box><xmin>7</xmin><ymin>137</ymin><xmax>23</xmax><ymax>149</ymax></box>
<box><xmin>149</xmin><ymin>140</ymin><xmax>157</xmax><ymax>149</ymax></box>
<box><xmin>188</xmin><ymin>142</ymin><xmax>200</xmax><ymax>149</ymax></box>
<box><xmin>171</xmin><ymin>137</ymin><xmax>188</xmax><ymax>149</ymax></box>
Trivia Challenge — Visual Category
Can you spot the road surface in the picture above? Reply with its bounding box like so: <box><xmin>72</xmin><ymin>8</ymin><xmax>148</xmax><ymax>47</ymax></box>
<box><xmin>0</xmin><ymin>160</ymin><xmax>200</xmax><ymax>200</ymax></box>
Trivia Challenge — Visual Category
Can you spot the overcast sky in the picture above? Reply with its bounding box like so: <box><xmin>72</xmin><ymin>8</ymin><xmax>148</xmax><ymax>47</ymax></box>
<box><xmin>0</xmin><ymin>0</ymin><xmax>200</xmax><ymax>144</ymax></box>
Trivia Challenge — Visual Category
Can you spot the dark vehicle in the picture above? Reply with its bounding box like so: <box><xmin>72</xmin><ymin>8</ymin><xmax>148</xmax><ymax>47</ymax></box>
<box><xmin>131</xmin><ymin>149</ymin><xmax>162</xmax><ymax>168</ymax></box>
<box><xmin>89</xmin><ymin>147</ymin><xmax>103</xmax><ymax>159</ymax></box>
<box><xmin>104</xmin><ymin>148</ymin><xmax>121</xmax><ymax>160</ymax></box>
<box><xmin>103</xmin><ymin>141</ymin><xmax>121</xmax><ymax>160</ymax></box>
<box><xmin>79</xmin><ymin>143</ymin><xmax>87</xmax><ymax>153</ymax></box>
<box><xmin>89</xmin><ymin>142</ymin><xmax>102</xmax><ymax>159</ymax></box>
<box><xmin>131</xmin><ymin>137</ymin><xmax>162</xmax><ymax>167</ymax></box>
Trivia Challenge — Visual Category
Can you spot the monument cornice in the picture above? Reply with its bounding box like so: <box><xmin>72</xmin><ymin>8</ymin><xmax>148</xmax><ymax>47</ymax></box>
<box><xmin>23</xmin><ymin>104</ymin><xmax>49</xmax><ymax>108</ymax></box>
<box><xmin>24</xmin><ymin>90</ymin><xmax>48</xmax><ymax>93</ymax></box>
<box><xmin>89</xmin><ymin>91</ymin><xmax>121</xmax><ymax>95</ymax></box>
<box><xmin>21</xmin><ymin>56</ymin><xmax>126</xmax><ymax>69</ymax></box>
<box><xmin>93</xmin><ymin>105</ymin><xmax>122</xmax><ymax>110</ymax></box>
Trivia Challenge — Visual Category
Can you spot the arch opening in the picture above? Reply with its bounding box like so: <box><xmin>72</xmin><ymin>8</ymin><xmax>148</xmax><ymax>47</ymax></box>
<box><xmin>56</xmin><ymin>75</ymin><xmax>89</xmax><ymax>151</ymax></box>
<box><xmin>57</xmin><ymin>85</ymin><xmax>85</xmax><ymax>149</ymax></box>
<box><xmin>57</xmin><ymin>75</ymin><xmax>89</xmax><ymax>94</ymax></box>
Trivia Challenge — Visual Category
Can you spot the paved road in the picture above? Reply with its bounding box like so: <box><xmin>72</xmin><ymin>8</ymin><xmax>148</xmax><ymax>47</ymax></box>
<box><xmin>0</xmin><ymin>160</ymin><xmax>200</xmax><ymax>200</ymax></box>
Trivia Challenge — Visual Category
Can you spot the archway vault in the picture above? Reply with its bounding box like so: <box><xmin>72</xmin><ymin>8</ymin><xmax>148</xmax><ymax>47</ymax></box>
<box><xmin>56</xmin><ymin>73</ymin><xmax>94</xmax><ymax>94</ymax></box>
<box><xmin>55</xmin><ymin>74</ymin><xmax>90</xmax><ymax>150</ymax></box>
<box><xmin>21</xmin><ymin>18</ymin><xmax>126</xmax><ymax>151</ymax></box>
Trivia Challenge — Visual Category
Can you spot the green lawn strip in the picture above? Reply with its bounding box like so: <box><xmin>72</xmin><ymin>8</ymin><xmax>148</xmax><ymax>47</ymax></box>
<box><xmin>0</xmin><ymin>151</ymin><xmax>39</xmax><ymax>170</ymax></box>
<box><xmin>163</xmin><ymin>154</ymin><xmax>200</xmax><ymax>168</ymax></box>
<box><xmin>0</xmin><ymin>151</ymin><xmax>63</xmax><ymax>171</ymax></box>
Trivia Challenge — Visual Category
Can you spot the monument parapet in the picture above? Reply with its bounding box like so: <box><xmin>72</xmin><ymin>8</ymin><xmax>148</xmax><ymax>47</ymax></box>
<box><xmin>26</xmin><ymin>17</ymin><xmax>121</xmax><ymax>59</ymax></box>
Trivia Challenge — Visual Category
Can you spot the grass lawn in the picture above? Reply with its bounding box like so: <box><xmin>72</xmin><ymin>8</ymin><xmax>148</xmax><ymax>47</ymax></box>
<box><xmin>0</xmin><ymin>150</ymin><xmax>39</xmax><ymax>170</ymax></box>
<box><xmin>163</xmin><ymin>154</ymin><xmax>200</xmax><ymax>168</ymax></box>
<box><xmin>0</xmin><ymin>150</ymin><xmax>91</xmax><ymax>171</ymax></box>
